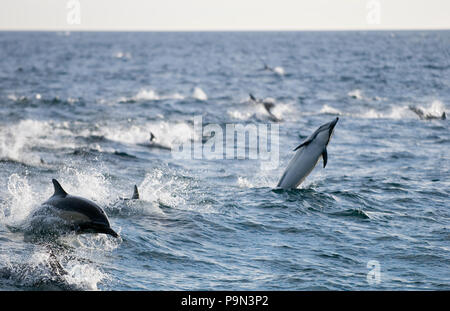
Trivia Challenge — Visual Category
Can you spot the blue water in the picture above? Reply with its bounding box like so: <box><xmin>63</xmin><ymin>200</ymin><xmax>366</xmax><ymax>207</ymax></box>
<box><xmin>0</xmin><ymin>31</ymin><xmax>449</xmax><ymax>290</ymax></box>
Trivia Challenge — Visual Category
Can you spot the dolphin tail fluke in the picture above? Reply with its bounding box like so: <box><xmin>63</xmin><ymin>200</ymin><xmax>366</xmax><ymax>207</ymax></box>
<box><xmin>249</xmin><ymin>93</ymin><xmax>257</xmax><ymax>101</ymax></box>
<box><xmin>322</xmin><ymin>148</ymin><xmax>328</xmax><ymax>168</ymax></box>
<box><xmin>132</xmin><ymin>185</ymin><xmax>139</xmax><ymax>200</ymax></box>
<box><xmin>442</xmin><ymin>112</ymin><xmax>446</xmax><ymax>120</ymax></box>
<box><xmin>52</xmin><ymin>179</ymin><xmax>68</xmax><ymax>197</ymax></box>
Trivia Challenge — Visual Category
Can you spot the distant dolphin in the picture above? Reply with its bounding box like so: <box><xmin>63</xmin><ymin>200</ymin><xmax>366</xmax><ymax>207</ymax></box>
<box><xmin>120</xmin><ymin>185</ymin><xmax>139</xmax><ymax>201</ymax></box>
<box><xmin>138</xmin><ymin>132</ymin><xmax>171</xmax><ymax>150</ymax></box>
<box><xmin>262</xmin><ymin>63</ymin><xmax>285</xmax><ymax>76</ymax></box>
<box><xmin>37</xmin><ymin>179</ymin><xmax>119</xmax><ymax>237</ymax></box>
<box><xmin>249</xmin><ymin>93</ymin><xmax>282</xmax><ymax>122</ymax></box>
<box><xmin>409</xmin><ymin>105</ymin><xmax>446</xmax><ymax>120</ymax></box>
<box><xmin>277</xmin><ymin>117</ymin><xmax>339</xmax><ymax>189</ymax></box>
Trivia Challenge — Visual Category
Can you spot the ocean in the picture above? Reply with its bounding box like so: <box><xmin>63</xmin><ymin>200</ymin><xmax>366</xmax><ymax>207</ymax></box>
<box><xmin>0</xmin><ymin>31</ymin><xmax>448</xmax><ymax>290</ymax></box>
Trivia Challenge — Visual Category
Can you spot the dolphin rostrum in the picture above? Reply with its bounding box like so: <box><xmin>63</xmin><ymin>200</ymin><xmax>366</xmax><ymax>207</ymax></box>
<box><xmin>277</xmin><ymin>117</ymin><xmax>339</xmax><ymax>189</ymax></box>
<box><xmin>39</xmin><ymin>179</ymin><xmax>119</xmax><ymax>237</ymax></box>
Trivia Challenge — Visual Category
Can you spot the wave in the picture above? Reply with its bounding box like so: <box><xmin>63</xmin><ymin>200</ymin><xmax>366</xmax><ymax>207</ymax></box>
<box><xmin>98</xmin><ymin>120</ymin><xmax>197</xmax><ymax>148</ymax></box>
<box><xmin>7</xmin><ymin>94</ymin><xmax>81</xmax><ymax>106</ymax></box>
<box><xmin>113</xmin><ymin>51</ymin><xmax>131</xmax><ymax>60</ymax></box>
<box><xmin>119</xmin><ymin>88</ymin><xmax>185</xmax><ymax>102</ymax></box>
<box><xmin>316</xmin><ymin>100</ymin><xmax>447</xmax><ymax>120</ymax></box>
<box><xmin>228</xmin><ymin>98</ymin><xmax>296</xmax><ymax>121</ymax></box>
<box><xmin>120</xmin><ymin>87</ymin><xmax>210</xmax><ymax>103</ymax></box>
<box><xmin>0</xmin><ymin>119</ymin><xmax>75</xmax><ymax>165</ymax></box>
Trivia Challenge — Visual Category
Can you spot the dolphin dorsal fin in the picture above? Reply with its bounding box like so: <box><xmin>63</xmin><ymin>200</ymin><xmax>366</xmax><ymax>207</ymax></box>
<box><xmin>52</xmin><ymin>179</ymin><xmax>68</xmax><ymax>197</ymax></box>
<box><xmin>132</xmin><ymin>185</ymin><xmax>139</xmax><ymax>200</ymax></box>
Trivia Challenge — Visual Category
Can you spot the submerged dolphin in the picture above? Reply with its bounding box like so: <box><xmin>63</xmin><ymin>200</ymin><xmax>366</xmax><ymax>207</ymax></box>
<box><xmin>277</xmin><ymin>117</ymin><xmax>339</xmax><ymax>189</ymax></box>
<box><xmin>39</xmin><ymin>179</ymin><xmax>119</xmax><ymax>237</ymax></box>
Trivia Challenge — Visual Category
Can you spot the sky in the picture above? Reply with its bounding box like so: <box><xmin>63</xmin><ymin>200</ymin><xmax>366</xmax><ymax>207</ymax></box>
<box><xmin>0</xmin><ymin>0</ymin><xmax>449</xmax><ymax>31</ymax></box>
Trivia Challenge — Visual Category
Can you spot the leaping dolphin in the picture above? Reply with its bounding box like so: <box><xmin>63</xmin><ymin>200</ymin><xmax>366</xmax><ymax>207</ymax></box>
<box><xmin>262</xmin><ymin>63</ymin><xmax>285</xmax><ymax>76</ymax></box>
<box><xmin>277</xmin><ymin>117</ymin><xmax>339</xmax><ymax>189</ymax></box>
<box><xmin>408</xmin><ymin>105</ymin><xmax>446</xmax><ymax>120</ymax></box>
<box><xmin>37</xmin><ymin>179</ymin><xmax>119</xmax><ymax>237</ymax></box>
<box><xmin>249</xmin><ymin>93</ymin><xmax>281</xmax><ymax>122</ymax></box>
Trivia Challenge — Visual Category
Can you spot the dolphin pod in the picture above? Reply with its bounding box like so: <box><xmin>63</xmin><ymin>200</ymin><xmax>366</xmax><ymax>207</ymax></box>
<box><xmin>277</xmin><ymin>117</ymin><xmax>339</xmax><ymax>189</ymax></box>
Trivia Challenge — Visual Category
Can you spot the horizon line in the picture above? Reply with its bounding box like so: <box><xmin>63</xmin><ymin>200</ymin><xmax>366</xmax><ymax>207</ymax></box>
<box><xmin>1</xmin><ymin>28</ymin><xmax>449</xmax><ymax>32</ymax></box>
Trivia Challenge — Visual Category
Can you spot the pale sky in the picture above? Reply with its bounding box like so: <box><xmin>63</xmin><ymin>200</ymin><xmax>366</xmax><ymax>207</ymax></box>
<box><xmin>1</xmin><ymin>0</ymin><xmax>449</xmax><ymax>31</ymax></box>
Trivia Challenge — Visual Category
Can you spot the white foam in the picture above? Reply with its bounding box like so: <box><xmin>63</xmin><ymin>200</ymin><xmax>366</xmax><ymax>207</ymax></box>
<box><xmin>0</xmin><ymin>174</ymin><xmax>36</xmax><ymax>224</ymax></box>
<box><xmin>134</xmin><ymin>89</ymin><xmax>160</xmax><ymax>101</ymax></box>
<box><xmin>63</xmin><ymin>260</ymin><xmax>107</xmax><ymax>290</ymax></box>
<box><xmin>114</xmin><ymin>52</ymin><xmax>131</xmax><ymax>59</ymax></box>
<box><xmin>139</xmin><ymin>169</ymin><xmax>188</xmax><ymax>208</ymax></box>
<box><xmin>99</xmin><ymin>120</ymin><xmax>197</xmax><ymax>147</ymax></box>
<box><xmin>0</xmin><ymin>119</ymin><xmax>75</xmax><ymax>165</ymax></box>
<box><xmin>420</xmin><ymin>100</ymin><xmax>447</xmax><ymax>116</ymax></box>
<box><xmin>192</xmin><ymin>87</ymin><xmax>208</xmax><ymax>101</ymax></box>
<box><xmin>319</xmin><ymin>105</ymin><xmax>341</xmax><ymax>115</ymax></box>
<box><xmin>273</xmin><ymin>66</ymin><xmax>285</xmax><ymax>76</ymax></box>
<box><xmin>348</xmin><ymin>89</ymin><xmax>363</xmax><ymax>100</ymax></box>
<box><xmin>125</xmin><ymin>88</ymin><xmax>186</xmax><ymax>102</ymax></box>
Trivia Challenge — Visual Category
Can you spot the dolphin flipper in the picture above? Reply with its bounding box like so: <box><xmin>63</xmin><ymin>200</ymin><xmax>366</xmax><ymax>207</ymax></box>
<box><xmin>52</xmin><ymin>179</ymin><xmax>68</xmax><ymax>198</ymax></box>
<box><xmin>132</xmin><ymin>185</ymin><xmax>139</xmax><ymax>200</ymax></box>
<box><xmin>322</xmin><ymin>148</ymin><xmax>328</xmax><ymax>168</ymax></box>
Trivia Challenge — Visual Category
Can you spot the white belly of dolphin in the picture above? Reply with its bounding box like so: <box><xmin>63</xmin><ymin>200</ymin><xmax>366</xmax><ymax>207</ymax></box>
<box><xmin>277</xmin><ymin>143</ymin><xmax>323</xmax><ymax>189</ymax></box>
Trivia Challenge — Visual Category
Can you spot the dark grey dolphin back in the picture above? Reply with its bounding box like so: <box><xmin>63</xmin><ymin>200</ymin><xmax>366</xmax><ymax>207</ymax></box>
<box><xmin>132</xmin><ymin>185</ymin><xmax>139</xmax><ymax>200</ymax></box>
<box><xmin>43</xmin><ymin>179</ymin><xmax>119</xmax><ymax>238</ymax></box>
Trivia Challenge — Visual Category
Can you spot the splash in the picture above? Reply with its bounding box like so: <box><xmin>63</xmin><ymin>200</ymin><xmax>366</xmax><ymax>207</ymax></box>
<box><xmin>273</xmin><ymin>66</ymin><xmax>285</xmax><ymax>76</ymax></box>
<box><xmin>192</xmin><ymin>87</ymin><xmax>208</xmax><ymax>101</ymax></box>
<box><xmin>348</xmin><ymin>89</ymin><xmax>364</xmax><ymax>100</ymax></box>
<box><xmin>0</xmin><ymin>174</ymin><xmax>36</xmax><ymax>224</ymax></box>
<box><xmin>122</xmin><ymin>88</ymin><xmax>185</xmax><ymax>102</ymax></box>
<box><xmin>0</xmin><ymin>119</ymin><xmax>74</xmax><ymax>165</ymax></box>
<box><xmin>99</xmin><ymin>120</ymin><xmax>196</xmax><ymax>147</ymax></box>
<box><xmin>319</xmin><ymin>105</ymin><xmax>342</xmax><ymax>115</ymax></box>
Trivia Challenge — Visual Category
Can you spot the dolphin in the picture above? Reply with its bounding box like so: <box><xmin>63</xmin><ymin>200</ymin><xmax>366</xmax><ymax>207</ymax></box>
<box><xmin>262</xmin><ymin>63</ymin><xmax>285</xmax><ymax>76</ymax></box>
<box><xmin>249</xmin><ymin>93</ymin><xmax>281</xmax><ymax>122</ymax></box>
<box><xmin>38</xmin><ymin>179</ymin><xmax>119</xmax><ymax>237</ymax></box>
<box><xmin>119</xmin><ymin>185</ymin><xmax>140</xmax><ymax>201</ymax></box>
<box><xmin>138</xmin><ymin>132</ymin><xmax>171</xmax><ymax>151</ymax></box>
<box><xmin>277</xmin><ymin>117</ymin><xmax>339</xmax><ymax>189</ymax></box>
<box><xmin>408</xmin><ymin>105</ymin><xmax>446</xmax><ymax>120</ymax></box>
